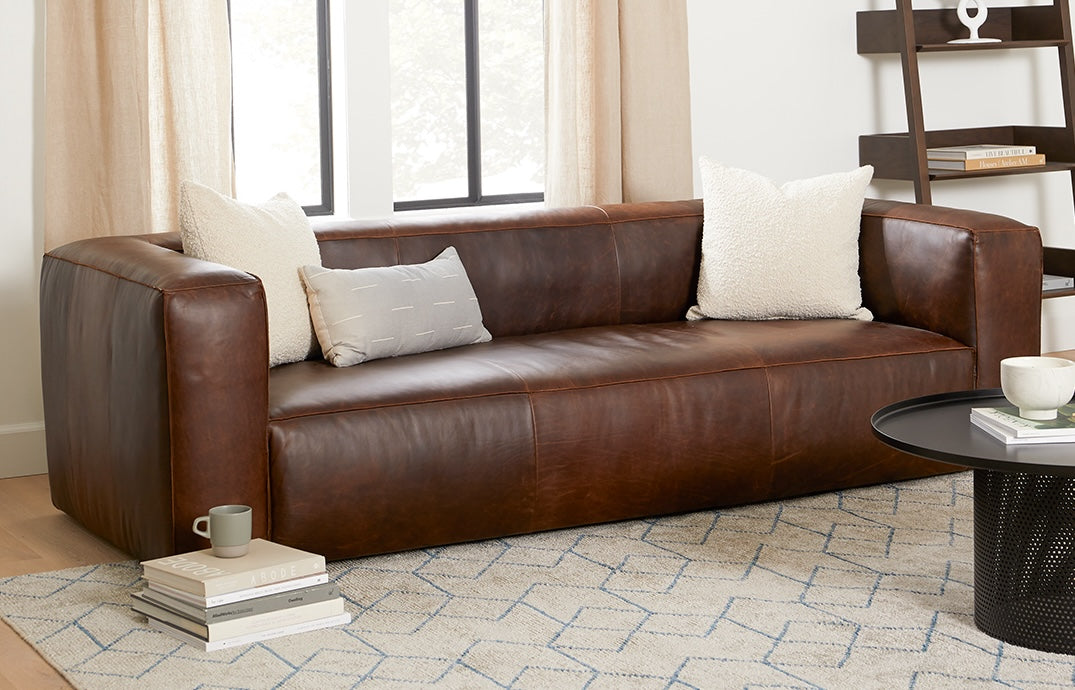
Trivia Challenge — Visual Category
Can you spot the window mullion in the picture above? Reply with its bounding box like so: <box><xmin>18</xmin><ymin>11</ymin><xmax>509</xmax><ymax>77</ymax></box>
<box><xmin>464</xmin><ymin>0</ymin><xmax>481</xmax><ymax>204</ymax></box>
<box><xmin>312</xmin><ymin>0</ymin><xmax>334</xmax><ymax>215</ymax></box>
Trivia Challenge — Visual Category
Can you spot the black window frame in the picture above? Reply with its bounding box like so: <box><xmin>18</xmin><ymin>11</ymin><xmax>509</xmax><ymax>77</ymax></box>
<box><xmin>308</xmin><ymin>0</ymin><xmax>334</xmax><ymax>216</ymax></box>
<box><xmin>228</xmin><ymin>0</ymin><xmax>334</xmax><ymax>216</ymax></box>
<box><xmin>392</xmin><ymin>0</ymin><xmax>544</xmax><ymax>212</ymax></box>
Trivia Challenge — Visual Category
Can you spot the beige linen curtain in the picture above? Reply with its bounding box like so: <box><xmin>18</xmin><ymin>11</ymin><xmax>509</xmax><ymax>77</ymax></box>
<box><xmin>44</xmin><ymin>0</ymin><xmax>233</xmax><ymax>251</ymax></box>
<box><xmin>545</xmin><ymin>0</ymin><xmax>693</xmax><ymax>207</ymax></box>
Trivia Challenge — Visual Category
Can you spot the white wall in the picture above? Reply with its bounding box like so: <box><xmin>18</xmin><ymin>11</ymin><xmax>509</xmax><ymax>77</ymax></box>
<box><xmin>687</xmin><ymin>0</ymin><xmax>1075</xmax><ymax>353</ymax></box>
<box><xmin>0</xmin><ymin>1</ymin><xmax>45</xmax><ymax>478</ymax></box>
<box><xmin>3</xmin><ymin>1</ymin><xmax>1073</xmax><ymax>478</ymax></box>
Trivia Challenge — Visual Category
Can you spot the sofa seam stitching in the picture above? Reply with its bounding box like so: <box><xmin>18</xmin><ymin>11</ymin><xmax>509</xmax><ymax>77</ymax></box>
<box><xmin>592</xmin><ymin>206</ymin><xmax>625</xmax><ymax>324</ymax></box>
<box><xmin>524</xmin><ymin>391</ymin><xmax>541</xmax><ymax>532</ymax></box>
<box><xmin>314</xmin><ymin>211</ymin><xmax>703</xmax><ymax>242</ymax></box>
<box><xmin>43</xmin><ymin>255</ymin><xmax>258</xmax><ymax>293</ymax></box>
<box><xmin>860</xmin><ymin>210</ymin><xmax>1030</xmax><ymax>234</ymax></box>
<box><xmin>267</xmin><ymin>345</ymin><xmax>972</xmax><ymax>423</ymax></box>
<box><xmin>971</xmin><ymin>232</ymin><xmax>983</xmax><ymax>386</ymax></box>
<box><xmin>762</xmin><ymin>363</ymin><xmax>776</xmax><ymax>492</ymax></box>
<box><xmin>160</xmin><ymin>291</ymin><xmax>179</xmax><ymax>557</ymax></box>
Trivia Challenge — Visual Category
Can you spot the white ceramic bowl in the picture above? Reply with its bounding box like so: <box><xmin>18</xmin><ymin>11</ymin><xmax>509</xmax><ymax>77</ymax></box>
<box><xmin>1000</xmin><ymin>356</ymin><xmax>1075</xmax><ymax>420</ymax></box>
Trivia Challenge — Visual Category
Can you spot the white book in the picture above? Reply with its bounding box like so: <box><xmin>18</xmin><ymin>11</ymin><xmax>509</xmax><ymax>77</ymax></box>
<box><xmin>971</xmin><ymin>405</ymin><xmax>1075</xmax><ymax>438</ymax></box>
<box><xmin>1044</xmin><ymin>274</ymin><xmax>1075</xmax><ymax>291</ymax></box>
<box><xmin>146</xmin><ymin>572</ymin><xmax>330</xmax><ymax>608</ymax></box>
<box><xmin>133</xmin><ymin>591</ymin><xmax>345</xmax><ymax>641</ymax></box>
<box><xmin>926</xmin><ymin>144</ymin><xmax>1037</xmax><ymax>160</ymax></box>
<box><xmin>970</xmin><ymin>413</ymin><xmax>1075</xmax><ymax>445</ymax></box>
<box><xmin>146</xmin><ymin>611</ymin><xmax>352</xmax><ymax>651</ymax></box>
<box><xmin>141</xmin><ymin>539</ymin><xmax>326</xmax><ymax>597</ymax></box>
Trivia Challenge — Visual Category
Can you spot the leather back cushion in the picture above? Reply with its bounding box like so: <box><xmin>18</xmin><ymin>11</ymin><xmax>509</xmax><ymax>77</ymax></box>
<box><xmin>312</xmin><ymin>200</ymin><xmax>704</xmax><ymax>337</ymax></box>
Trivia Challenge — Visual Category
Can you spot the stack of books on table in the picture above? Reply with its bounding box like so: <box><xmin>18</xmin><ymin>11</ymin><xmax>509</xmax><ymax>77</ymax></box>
<box><xmin>927</xmin><ymin>144</ymin><xmax>1046</xmax><ymax>172</ymax></box>
<box><xmin>970</xmin><ymin>404</ymin><xmax>1075</xmax><ymax>445</ymax></box>
<box><xmin>134</xmin><ymin>538</ymin><xmax>349</xmax><ymax>651</ymax></box>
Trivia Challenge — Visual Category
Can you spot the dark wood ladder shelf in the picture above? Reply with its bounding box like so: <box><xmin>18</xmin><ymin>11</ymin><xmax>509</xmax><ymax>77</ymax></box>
<box><xmin>857</xmin><ymin>0</ymin><xmax>1075</xmax><ymax>299</ymax></box>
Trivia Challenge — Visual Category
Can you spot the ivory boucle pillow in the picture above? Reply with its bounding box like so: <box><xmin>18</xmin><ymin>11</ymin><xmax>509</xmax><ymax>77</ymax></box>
<box><xmin>687</xmin><ymin>158</ymin><xmax>874</xmax><ymax>322</ymax></box>
<box><xmin>298</xmin><ymin>246</ymin><xmax>492</xmax><ymax>367</ymax></box>
<box><xmin>178</xmin><ymin>181</ymin><xmax>322</xmax><ymax>367</ymax></box>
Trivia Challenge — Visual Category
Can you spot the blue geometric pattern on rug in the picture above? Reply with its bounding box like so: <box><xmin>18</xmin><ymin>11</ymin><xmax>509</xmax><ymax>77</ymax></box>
<box><xmin>2</xmin><ymin>472</ymin><xmax>1075</xmax><ymax>689</ymax></box>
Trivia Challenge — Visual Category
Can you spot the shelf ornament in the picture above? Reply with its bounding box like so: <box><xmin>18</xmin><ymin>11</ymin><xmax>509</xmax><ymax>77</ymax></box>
<box><xmin>949</xmin><ymin>0</ymin><xmax>1001</xmax><ymax>44</ymax></box>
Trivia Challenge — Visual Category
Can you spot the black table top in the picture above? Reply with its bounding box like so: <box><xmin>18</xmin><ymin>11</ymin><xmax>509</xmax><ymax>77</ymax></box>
<box><xmin>872</xmin><ymin>388</ymin><xmax>1075</xmax><ymax>478</ymax></box>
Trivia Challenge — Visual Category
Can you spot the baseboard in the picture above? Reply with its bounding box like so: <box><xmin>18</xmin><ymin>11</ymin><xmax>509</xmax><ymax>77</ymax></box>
<box><xmin>0</xmin><ymin>423</ymin><xmax>46</xmax><ymax>478</ymax></box>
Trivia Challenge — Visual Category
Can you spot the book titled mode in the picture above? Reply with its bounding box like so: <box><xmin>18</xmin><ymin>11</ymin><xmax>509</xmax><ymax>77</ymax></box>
<box><xmin>141</xmin><ymin>538</ymin><xmax>326</xmax><ymax>597</ymax></box>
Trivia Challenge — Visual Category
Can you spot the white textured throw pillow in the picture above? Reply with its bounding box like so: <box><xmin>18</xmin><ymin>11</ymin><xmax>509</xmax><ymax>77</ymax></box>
<box><xmin>178</xmin><ymin>181</ymin><xmax>323</xmax><ymax>367</ymax></box>
<box><xmin>299</xmin><ymin>247</ymin><xmax>492</xmax><ymax>367</ymax></box>
<box><xmin>687</xmin><ymin>158</ymin><xmax>874</xmax><ymax>322</ymax></box>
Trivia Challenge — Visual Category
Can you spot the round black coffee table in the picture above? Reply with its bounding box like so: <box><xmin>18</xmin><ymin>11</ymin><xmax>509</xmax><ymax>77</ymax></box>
<box><xmin>872</xmin><ymin>388</ymin><xmax>1075</xmax><ymax>655</ymax></box>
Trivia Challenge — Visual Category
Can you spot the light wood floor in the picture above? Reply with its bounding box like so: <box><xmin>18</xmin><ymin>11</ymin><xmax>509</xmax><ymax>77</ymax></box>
<box><xmin>0</xmin><ymin>473</ymin><xmax>130</xmax><ymax>690</ymax></box>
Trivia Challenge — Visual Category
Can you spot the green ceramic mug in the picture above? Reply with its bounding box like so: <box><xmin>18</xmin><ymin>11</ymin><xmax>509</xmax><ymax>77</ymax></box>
<box><xmin>192</xmin><ymin>504</ymin><xmax>252</xmax><ymax>558</ymax></box>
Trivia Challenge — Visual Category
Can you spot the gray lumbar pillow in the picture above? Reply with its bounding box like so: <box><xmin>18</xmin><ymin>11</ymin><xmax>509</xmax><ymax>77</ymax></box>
<box><xmin>298</xmin><ymin>246</ymin><xmax>492</xmax><ymax>367</ymax></box>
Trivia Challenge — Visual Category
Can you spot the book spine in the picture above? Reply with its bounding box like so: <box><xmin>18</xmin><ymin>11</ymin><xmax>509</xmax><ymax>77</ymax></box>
<box><xmin>147</xmin><ymin>572</ymin><xmax>331</xmax><ymax>608</ymax></box>
<box><xmin>143</xmin><ymin>554</ymin><xmax>326</xmax><ymax>596</ymax></box>
<box><xmin>146</xmin><ymin>611</ymin><xmax>352</xmax><ymax>652</ymax></box>
<box><xmin>139</xmin><ymin>582</ymin><xmax>339</xmax><ymax>624</ymax></box>
<box><xmin>970</xmin><ymin>407</ymin><xmax>1075</xmax><ymax>437</ymax></box>
<box><xmin>1043</xmin><ymin>274</ymin><xmax>1075</xmax><ymax>291</ymax></box>
<box><xmin>927</xmin><ymin>145</ymin><xmax>1036</xmax><ymax>160</ymax></box>
<box><xmin>136</xmin><ymin>597</ymin><xmax>346</xmax><ymax>641</ymax></box>
<box><xmin>970</xmin><ymin>407</ymin><xmax>1036</xmax><ymax>435</ymax></box>
<box><xmin>970</xmin><ymin>415</ymin><xmax>1070</xmax><ymax>445</ymax></box>
<box><xmin>961</xmin><ymin>154</ymin><xmax>1045</xmax><ymax>170</ymax></box>
<box><xmin>206</xmin><ymin>598</ymin><xmax>345</xmax><ymax>640</ymax></box>
<box><xmin>207</xmin><ymin>583</ymin><xmax>339</xmax><ymax>622</ymax></box>
<box><xmin>134</xmin><ymin>600</ymin><xmax>207</xmax><ymax>637</ymax></box>
<box><xmin>133</xmin><ymin>590</ymin><xmax>205</xmax><ymax>623</ymax></box>
<box><xmin>929</xmin><ymin>154</ymin><xmax>1046</xmax><ymax>171</ymax></box>
<box><xmin>970</xmin><ymin>415</ymin><xmax>1013</xmax><ymax>443</ymax></box>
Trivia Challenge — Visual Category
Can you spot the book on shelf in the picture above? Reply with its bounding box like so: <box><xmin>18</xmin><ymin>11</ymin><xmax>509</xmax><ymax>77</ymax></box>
<box><xmin>132</xmin><ymin>589</ymin><xmax>345</xmax><ymax>641</ymax></box>
<box><xmin>1044</xmin><ymin>273</ymin><xmax>1075</xmax><ymax>292</ymax></box>
<box><xmin>136</xmin><ymin>581</ymin><xmax>339</xmax><ymax>624</ymax></box>
<box><xmin>925</xmin><ymin>144</ymin><xmax>1037</xmax><ymax>160</ymax></box>
<box><xmin>145</xmin><ymin>611</ymin><xmax>352</xmax><ymax>652</ymax></box>
<box><xmin>928</xmin><ymin>154</ymin><xmax>1046</xmax><ymax>171</ymax></box>
<box><xmin>141</xmin><ymin>538</ymin><xmax>326</xmax><ymax>598</ymax></box>
<box><xmin>970</xmin><ymin>404</ymin><xmax>1075</xmax><ymax>444</ymax></box>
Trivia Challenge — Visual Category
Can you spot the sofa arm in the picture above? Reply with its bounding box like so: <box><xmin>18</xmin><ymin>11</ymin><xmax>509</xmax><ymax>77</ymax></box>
<box><xmin>40</xmin><ymin>234</ymin><xmax>270</xmax><ymax>559</ymax></box>
<box><xmin>860</xmin><ymin>198</ymin><xmax>1042</xmax><ymax>388</ymax></box>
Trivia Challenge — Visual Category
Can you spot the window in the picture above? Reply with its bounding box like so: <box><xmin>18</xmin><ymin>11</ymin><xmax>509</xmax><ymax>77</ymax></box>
<box><xmin>229</xmin><ymin>0</ymin><xmax>333</xmax><ymax>215</ymax></box>
<box><xmin>230</xmin><ymin>1</ymin><xmax>543</xmax><ymax>216</ymax></box>
<box><xmin>389</xmin><ymin>0</ymin><xmax>544</xmax><ymax>210</ymax></box>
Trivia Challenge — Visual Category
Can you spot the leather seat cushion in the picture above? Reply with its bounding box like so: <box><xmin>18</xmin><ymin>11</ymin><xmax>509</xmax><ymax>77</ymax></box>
<box><xmin>267</xmin><ymin>321</ymin><xmax>973</xmax><ymax>558</ymax></box>
<box><xmin>268</xmin><ymin>319</ymin><xmax>969</xmax><ymax>420</ymax></box>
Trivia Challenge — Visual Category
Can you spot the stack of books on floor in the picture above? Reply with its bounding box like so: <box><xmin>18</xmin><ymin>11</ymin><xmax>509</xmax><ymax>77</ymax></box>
<box><xmin>970</xmin><ymin>404</ymin><xmax>1075</xmax><ymax>445</ymax></box>
<box><xmin>927</xmin><ymin>144</ymin><xmax>1046</xmax><ymax>172</ymax></box>
<box><xmin>134</xmin><ymin>538</ymin><xmax>349</xmax><ymax>651</ymax></box>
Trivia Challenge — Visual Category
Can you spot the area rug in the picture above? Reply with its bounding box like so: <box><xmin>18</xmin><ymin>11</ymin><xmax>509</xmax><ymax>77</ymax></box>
<box><xmin>3</xmin><ymin>473</ymin><xmax>1075</xmax><ymax>689</ymax></box>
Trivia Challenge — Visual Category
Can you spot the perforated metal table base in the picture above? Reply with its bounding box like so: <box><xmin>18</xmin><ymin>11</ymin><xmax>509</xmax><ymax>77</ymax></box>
<box><xmin>872</xmin><ymin>389</ymin><xmax>1075</xmax><ymax>654</ymax></box>
<box><xmin>974</xmin><ymin>470</ymin><xmax>1075</xmax><ymax>655</ymax></box>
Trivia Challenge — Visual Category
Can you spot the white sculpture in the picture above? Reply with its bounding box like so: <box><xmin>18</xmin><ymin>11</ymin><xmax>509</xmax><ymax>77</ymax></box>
<box><xmin>949</xmin><ymin>0</ymin><xmax>1001</xmax><ymax>44</ymax></box>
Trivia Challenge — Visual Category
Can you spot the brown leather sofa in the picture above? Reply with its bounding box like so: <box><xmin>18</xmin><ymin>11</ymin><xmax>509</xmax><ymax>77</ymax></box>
<box><xmin>39</xmin><ymin>199</ymin><xmax>1042</xmax><ymax>561</ymax></box>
